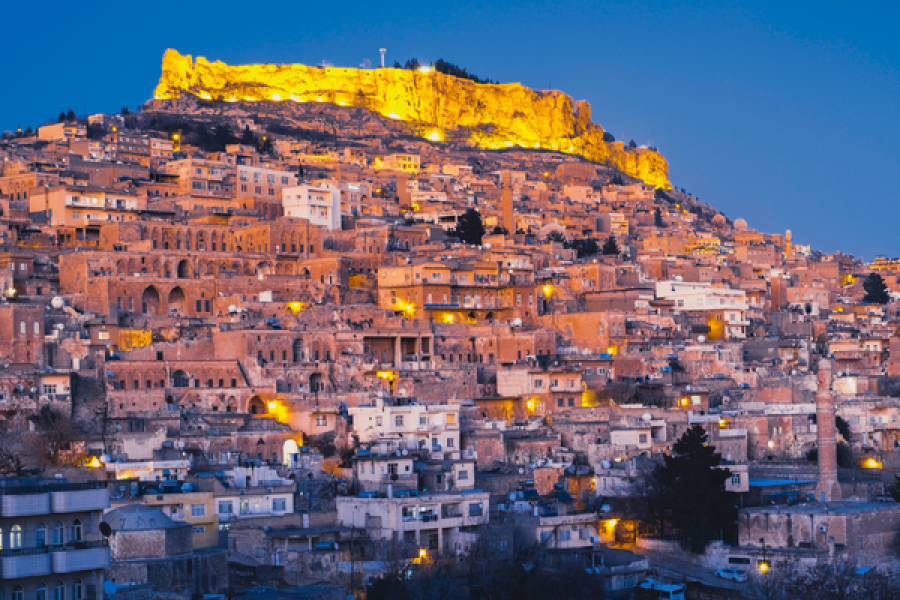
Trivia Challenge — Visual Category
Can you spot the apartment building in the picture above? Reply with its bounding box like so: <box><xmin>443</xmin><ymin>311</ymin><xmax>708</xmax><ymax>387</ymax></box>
<box><xmin>282</xmin><ymin>182</ymin><xmax>342</xmax><ymax>230</ymax></box>
<box><xmin>336</xmin><ymin>490</ymin><xmax>490</xmax><ymax>555</ymax></box>
<box><xmin>0</xmin><ymin>479</ymin><xmax>110</xmax><ymax>600</ymax></box>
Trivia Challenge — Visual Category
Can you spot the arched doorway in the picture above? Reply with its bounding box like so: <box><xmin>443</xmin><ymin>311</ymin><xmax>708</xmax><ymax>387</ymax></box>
<box><xmin>177</xmin><ymin>259</ymin><xmax>191</xmax><ymax>279</ymax></box>
<box><xmin>168</xmin><ymin>287</ymin><xmax>186</xmax><ymax>314</ymax></box>
<box><xmin>293</xmin><ymin>339</ymin><xmax>304</xmax><ymax>363</ymax></box>
<box><xmin>310</xmin><ymin>373</ymin><xmax>323</xmax><ymax>393</ymax></box>
<box><xmin>172</xmin><ymin>370</ymin><xmax>190</xmax><ymax>388</ymax></box>
<box><xmin>142</xmin><ymin>286</ymin><xmax>160</xmax><ymax>315</ymax></box>
<box><xmin>248</xmin><ymin>397</ymin><xmax>266</xmax><ymax>415</ymax></box>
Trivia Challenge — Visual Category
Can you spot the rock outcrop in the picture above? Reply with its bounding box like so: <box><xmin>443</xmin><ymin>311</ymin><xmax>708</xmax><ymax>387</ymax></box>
<box><xmin>153</xmin><ymin>49</ymin><xmax>670</xmax><ymax>188</ymax></box>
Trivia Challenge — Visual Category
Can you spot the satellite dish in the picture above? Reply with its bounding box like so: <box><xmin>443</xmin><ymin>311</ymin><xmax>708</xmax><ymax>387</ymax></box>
<box><xmin>50</xmin><ymin>296</ymin><xmax>65</xmax><ymax>309</ymax></box>
<box><xmin>641</xmin><ymin>413</ymin><xmax>652</xmax><ymax>422</ymax></box>
<box><xmin>100</xmin><ymin>454</ymin><xmax>110</xmax><ymax>463</ymax></box>
<box><xmin>103</xmin><ymin>582</ymin><xmax>117</xmax><ymax>596</ymax></box>
<box><xmin>99</xmin><ymin>521</ymin><xmax>112</xmax><ymax>537</ymax></box>
<box><xmin>518</xmin><ymin>468</ymin><xmax>524</xmax><ymax>475</ymax></box>
<box><xmin>401</xmin><ymin>449</ymin><xmax>408</xmax><ymax>456</ymax></box>
<box><xmin>697</xmin><ymin>335</ymin><xmax>707</xmax><ymax>343</ymax></box>
<box><xmin>177</xmin><ymin>440</ymin><xmax>185</xmax><ymax>449</ymax></box>
<box><xmin>509</xmin><ymin>492</ymin><xmax>517</xmax><ymax>501</ymax></box>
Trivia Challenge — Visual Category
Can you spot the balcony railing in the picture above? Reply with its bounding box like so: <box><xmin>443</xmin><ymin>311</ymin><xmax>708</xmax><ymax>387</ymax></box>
<box><xmin>0</xmin><ymin>546</ymin><xmax>51</xmax><ymax>579</ymax></box>
<box><xmin>50</xmin><ymin>540</ymin><xmax>110</xmax><ymax>573</ymax></box>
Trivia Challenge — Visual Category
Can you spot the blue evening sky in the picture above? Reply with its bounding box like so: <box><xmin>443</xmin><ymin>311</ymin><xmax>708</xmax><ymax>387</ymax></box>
<box><xmin>1</xmin><ymin>1</ymin><xmax>897</xmax><ymax>259</ymax></box>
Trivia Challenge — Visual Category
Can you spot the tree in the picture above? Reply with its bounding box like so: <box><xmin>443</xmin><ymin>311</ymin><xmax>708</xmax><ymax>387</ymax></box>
<box><xmin>654</xmin><ymin>207</ymin><xmax>665</xmax><ymax>227</ymax></box>
<box><xmin>602</xmin><ymin>235</ymin><xmax>620</xmax><ymax>256</ymax></box>
<box><xmin>887</xmin><ymin>474</ymin><xmax>900</xmax><ymax>503</ymax></box>
<box><xmin>628</xmin><ymin>139</ymin><xmax>637</xmax><ymax>148</ymax></box>
<box><xmin>835</xmin><ymin>415</ymin><xmax>851</xmax><ymax>441</ymax></box>
<box><xmin>569</xmin><ymin>238</ymin><xmax>599</xmax><ymax>258</ymax></box>
<box><xmin>66</xmin><ymin>109</ymin><xmax>76</xmax><ymax>122</ymax></box>
<box><xmin>863</xmin><ymin>272</ymin><xmax>890</xmax><ymax>304</ymax></box>
<box><xmin>602</xmin><ymin>131</ymin><xmax>615</xmax><ymax>142</ymax></box>
<box><xmin>241</xmin><ymin>125</ymin><xmax>255</xmax><ymax>145</ymax></box>
<box><xmin>654</xmin><ymin>424</ymin><xmax>735</xmax><ymax>553</ymax></box>
<box><xmin>121</xmin><ymin>106</ymin><xmax>130</xmax><ymax>115</ymax></box>
<box><xmin>491</xmin><ymin>226</ymin><xmax>508</xmax><ymax>235</ymax></box>
<box><xmin>545</xmin><ymin>230</ymin><xmax>566</xmax><ymax>244</ymax></box>
<box><xmin>58</xmin><ymin>112</ymin><xmax>66</xmax><ymax>123</ymax></box>
<box><xmin>455</xmin><ymin>208</ymin><xmax>485</xmax><ymax>245</ymax></box>
<box><xmin>24</xmin><ymin>126</ymin><xmax>33</xmax><ymax>136</ymax></box>
<box><xmin>805</xmin><ymin>441</ymin><xmax>853</xmax><ymax>468</ymax></box>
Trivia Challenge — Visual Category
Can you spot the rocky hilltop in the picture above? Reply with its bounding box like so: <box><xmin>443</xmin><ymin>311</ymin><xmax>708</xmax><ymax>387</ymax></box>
<box><xmin>153</xmin><ymin>49</ymin><xmax>670</xmax><ymax>188</ymax></box>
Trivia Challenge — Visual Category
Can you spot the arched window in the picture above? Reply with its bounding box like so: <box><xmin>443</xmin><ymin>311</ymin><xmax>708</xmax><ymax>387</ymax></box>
<box><xmin>53</xmin><ymin>521</ymin><xmax>64</xmax><ymax>545</ymax></box>
<box><xmin>36</xmin><ymin>584</ymin><xmax>47</xmax><ymax>600</ymax></box>
<box><xmin>19</xmin><ymin>321</ymin><xmax>25</xmax><ymax>335</ymax></box>
<box><xmin>10</xmin><ymin>524</ymin><xmax>22</xmax><ymax>549</ymax></box>
<box><xmin>72</xmin><ymin>519</ymin><xmax>82</xmax><ymax>542</ymax></box>
<box><xmin>53</xmin><ymin>582</ymin><xmax>64</xmax><ymax>600</ymax></box>
<box><xmin>36</xmin><ymin>522</ymin><xmax>47</xmax><ymax>546</ymax></box>
<box><xmin>33</xmin><ymin>321</ymin><xmax>40</xmax><ymax>336</ymax></box>
<box><xmin>13</xmin><ymin>586</ymin><xmax>24</xmax><ymax>600</ymax></box>
<box><xmin>72</xmin><ymin>580</ymin><xmax>82</xmax><ymax>600</ymax></box>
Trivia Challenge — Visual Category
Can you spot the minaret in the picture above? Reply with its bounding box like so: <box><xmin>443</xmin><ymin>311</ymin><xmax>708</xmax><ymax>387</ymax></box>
<box><xmin>815</xmin><ymin>359</ymin><xmax>841</xmax><ymax>502</ymax></box>
<box><xmin>379</xmin><ymin>49</ymin><xmax>387</xmax><ymax>68</ymax></box>
<box><xmin>397</xmin><ymin>176</ymin><xmax>411</xmax><ymax>210</ymax></box>
<box><xmin>785</xmin><ymin>229</ymin><xmax>793</xmax><ymax>260</ymax></box>
<box><xmin>502</xmin><ymin>171</ymin><xmax>513</xmax><ymax>234</ymax></box>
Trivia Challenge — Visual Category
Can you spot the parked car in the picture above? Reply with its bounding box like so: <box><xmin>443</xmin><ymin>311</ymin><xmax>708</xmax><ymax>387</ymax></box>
<box><xmin>716</xmin><ymin>568</ymin><xmax>748</xmax><ymax>582</ymax></box>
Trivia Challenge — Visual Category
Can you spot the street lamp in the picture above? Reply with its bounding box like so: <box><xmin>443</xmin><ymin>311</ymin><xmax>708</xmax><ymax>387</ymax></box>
<box><xmin>758</xmin><ymin>538</ymin><xmax>770</xmax><ymax>600</ymax></box>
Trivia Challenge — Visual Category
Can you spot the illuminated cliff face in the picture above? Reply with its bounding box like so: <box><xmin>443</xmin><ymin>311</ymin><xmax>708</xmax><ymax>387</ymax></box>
<box><xmin>154</xmin><ymin>49</ymin><xmax>670</xmax><ymax>188</ymax></box>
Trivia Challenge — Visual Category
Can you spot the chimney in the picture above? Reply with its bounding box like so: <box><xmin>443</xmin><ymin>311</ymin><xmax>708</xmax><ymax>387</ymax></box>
<box><xmin>814</xmin><ymin>359</ymin><xmax>841</xmax><ymax>502</ymax></box>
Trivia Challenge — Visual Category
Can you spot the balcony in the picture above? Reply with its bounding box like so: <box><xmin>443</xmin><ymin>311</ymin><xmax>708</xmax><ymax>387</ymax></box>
<box><xmin>0</xmin><ymin>492</ymin><xmax>50</xmax><ymax>517</ymax></box>
<box><xmin>0</xmin><ymin>547</ymin><xmax>51</xmax><ymax>579</ymax></box>
<box><xmin>50</xmin><ymin>485</ymin><xmax>110</xmax><ymax>513</ymax></box>
<box><xmin>50</xmin><ymin>541</ymin><xmax>109</xmax><ymax>573</ymax></box>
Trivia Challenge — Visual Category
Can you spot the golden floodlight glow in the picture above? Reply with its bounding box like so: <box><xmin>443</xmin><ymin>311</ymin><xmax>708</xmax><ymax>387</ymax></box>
<box><xmin>759</xmin><ymin>562</ymin><xmax>769</xmax><ymax>573</ymax></box>
<box><xmin>606</xmin><ymin>346</ymin><xmax>618</xmax><ymax>356</ymax></box>
<box><xmin>268</xmin><ymin>401</ymin><xmax>278</xmax><ymax>410</ymax></box>
<box><xmin>680</xmin><ymin>398</ymin><xmax>688</xmax><ymax>406</ymax></box>
<box><xmin>719</xmin><ymin>418</ymin><xmax>727</xmax><ymax>428</ymax></box>
<box><xmin>199</xmin><ymin>91</ymin><xmax>211</xmax><ymax>100</ymax></box>
<box><xmin>6</xmin><ymin>287</ymin><xmax>16</xmax><ymax>297</ymax></box>
<box><xmin>87</xmin><ymin>456</ymin><xmax>102</xmax><ymax>469</ymax></box>
<box><xmin>443</xmin><ymin>313</ymin><xmax>454</xmax><ymax>323</ymax></box>
<box><xmin>386</xmin><ymin>113</ymin><xmax>402</xmax><ymax>120</ymax></box>
<box><xmin>287</xmin><ymin>301</ymin><xmax>307</xmax><ymax>313</ymax></box>
<box><xmin>376</xmin><ymin>370</ymin><xmax>396</xmax><ymax>381</ymax></box>
<box><xmin>767</xmin><ymin>440</ymin><xmax>775</xmax><ymax>449</ymax></box>
<box><xmin>542</xmin><ymin>284</ymin><xmax>554</xmax><ymax>298</ymax></box>
<box><xmin>271</xmin><ymin>93</ymin><xmax>282</xmax><ymax>101</ymax></box>
<box><xmin>606</xmin><ymin>519</ymin><xmax>618</xmax><ymax>529</ymax></box>
<box><xmin>864</xmin><ymin>458</ymin><xmax>882</xmax><ymax>469</ymax></box>
<box><xmin>426</xmin><ymin>129</ymin><xmax>442</xmax><ymax>142</ymax></box>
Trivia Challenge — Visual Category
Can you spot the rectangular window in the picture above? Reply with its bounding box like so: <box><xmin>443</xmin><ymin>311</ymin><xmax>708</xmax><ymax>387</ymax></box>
<box><xmin>218</xmin><ymin>501</ymin><xmax>233</xmax><ymax>514</ymax></box>
<box><xmin>446</xmin><ymin>437</ymin><xmax>454</xmax><ymax>448</ymax></box>
<box><xmin>315</xmin><ymin>415</ymin><xmax>327</xmax><ymax>426</ymax></box>
<box><xmin>191</xmin><ymin>504</ymin><xmax>206</xmax><ymax>517</ymax></box>
<box><xmin>639</xmin><ymin>434</ymin><xmax>648</xmax><ymax>444</ymax></box>
<box><xmin>273</xmin><ymin>498</ymin><xmax>286</xmax><ymax>511</ymax></box>
<box><xmin>468</xmin><ymin>502</ymin><xmax>483</xmax><ymax>516</ymax></box>
<box><xmin>458</xmin><ymin>470</ymin><xmax>468</xmax><ymax>480</ymax></box>
<box><xmin>731</xmin><ymin>474</ymin><xmax>741</xmax><ymax>485</ymax></box>
<box><xmin>395</xmin><ymin>415</ymin><xmax>404</xmax><ymax>426</ymax></box>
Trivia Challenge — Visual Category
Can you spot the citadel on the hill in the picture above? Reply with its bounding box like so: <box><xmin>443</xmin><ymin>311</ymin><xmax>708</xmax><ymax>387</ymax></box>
<box><xmin>0</xmin><ymin>49</ymin><xmax>899</xmax><ymax>599</ymax></box>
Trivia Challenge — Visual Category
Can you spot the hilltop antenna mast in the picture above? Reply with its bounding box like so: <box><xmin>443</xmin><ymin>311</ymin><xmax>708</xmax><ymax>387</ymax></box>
<box><xmin>380</xmin><ymin>48</ymin><xmax>387</xmax><ymax>68</ymax></box>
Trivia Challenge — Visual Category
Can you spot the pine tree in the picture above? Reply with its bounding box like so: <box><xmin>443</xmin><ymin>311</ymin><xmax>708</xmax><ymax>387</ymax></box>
<box><xmin>58</xmin><ymin>112</ymin><xmax>66</xmax><ymax>123</ymax></box>
<box><xmin>455</xmin><ymin>208</ymin><xmax>485</xmax><ymax>245</ymax></box>
<box><xmin>654</xmin><ymin>207</ymin><xmax>665</xmax><ymax>227</ymax></box>
<box><xmin>654</xmin><ymin>425</ymin><xmax>735</xmax><ymax>553</ymax></box>
<box><xmin>66</xmin><ymin>109</ymin><xmax>76</xmax><ymax>122</ymax></box>
<box><xmin>863</xmin><ymin>272</ymin><xmax>890</xmax><ymax>304</ymax></box>
<box><xmin>602</xmin><ymin>235</ymin><xmax>620</xmax><ymax>256</ymax></box>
